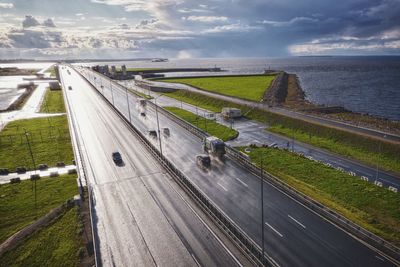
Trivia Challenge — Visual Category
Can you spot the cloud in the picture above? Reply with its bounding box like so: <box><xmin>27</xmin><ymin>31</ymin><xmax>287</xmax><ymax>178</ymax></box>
<box><xmin>0</xmin><ymin>2</ymin><xmax>13</xmax><ymax>8</ymax></box>
<box><xmin>22</xmin><ymin>15</ymin><xmax>40</xmax><ymax>28</ymax></box>
<box><xmin>184</xmin><ymin>16</ymin><xmax>228</xmax><ymax>23</ymax></box>
<box><xmin>260</xmin><ymin>17</ymin><xmax>318</xmax><ymax>27</ymax></box>
<box><xmin>43</xmin><ymin>18</ymin><xmax>56</xmax><ymax>27</ymax></box>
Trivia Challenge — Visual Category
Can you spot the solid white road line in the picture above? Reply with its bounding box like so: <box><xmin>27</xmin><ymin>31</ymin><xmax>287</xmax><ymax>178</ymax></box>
<box><xmin>375</xmin><ymin>255</ymin><xmax>385</xmax><ymax>262</ymax></box>
<box><xmin>288</xmin><ymin>215</ymin><xmax>306</xmax><ymax>229</ymax></box>
<box><xmin>234</xmin><ymin>177</ymin><xmax>248</xmax><ymax>187</ymax></box>
<box><xmin>265</xmin><ymin>222</ymin><xmax>284</xmax><ymax>238</ymax></box>
<box><xmin>218</xmin><ymin>182</ymin><xmax>228</xmax><ymax>192</ymax></box>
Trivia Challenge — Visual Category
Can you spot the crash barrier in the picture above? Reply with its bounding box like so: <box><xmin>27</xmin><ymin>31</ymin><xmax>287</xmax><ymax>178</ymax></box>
<box><xmin>132</xmin><ymin>77</ymin><xmax>400</xmax><ymax>263</ymax></box>
<box><xmin>78</xmin><ymin>68</ymin><xmax>276</xmax><ymax>267</ymax></box>
<box><xmin>61</xmin><ymin>66</ymin><xmax>99</xmax><ymax>266</ymax></box>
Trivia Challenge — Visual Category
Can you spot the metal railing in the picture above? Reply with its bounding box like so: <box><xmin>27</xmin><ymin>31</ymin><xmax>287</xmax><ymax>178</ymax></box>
<box><xmin>136</xmin><ymin>85</ymin><xmax>400</xmax><ymax>264</ymax></box>
<box><xmin>77</xmin><ymin>67</ymin><xmax>277</xmax><ymax>267</ymax></box>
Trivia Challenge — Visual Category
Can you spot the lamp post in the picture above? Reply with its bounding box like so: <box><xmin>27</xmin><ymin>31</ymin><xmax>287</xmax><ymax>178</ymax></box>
<box><xmin>125</xmin><ymin>87</ymin><xmax>131</xmax><ymax>123</ymax></box>
<box><xmin>110</xmin><ymin>78</ymin><xmax>115</xmax><ymax>105</ymax></box>
<box><xmin>153</xmin><ymin>93</ymin><xmax>165</xmax><ymax>157</ymax></box>
<box><xmin>24</xmin><ymin>129</ymin><xmax>37</xmax><ymax>218</ymax></box>
<box><xmin>260</xmin><ymin>156</ymin><xmax>265</xmax><ymax>265</ymax></box>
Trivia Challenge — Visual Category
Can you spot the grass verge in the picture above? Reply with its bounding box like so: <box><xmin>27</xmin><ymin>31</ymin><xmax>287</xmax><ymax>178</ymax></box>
<box><xmin>0</xmin><ymin>116</ymin><xmax>74</xmax><ymax>171</ymax></box>
<box><xmin>0</xmin><ymin>174</ymin><xmax>78</xmax><ymax>243</ymax></box>
<box><xmin>0</xmin><ymin>206</ymin><xmax>82</xmax><ymax>267</ymax></box>
<box><xmin>240</xmin><ymin>146</ymin><xmax>400</xmax><ymax>246</ymax></box>
<box><xmin>157</xmin><ymin>75</ymin><xmax>276</xmax><ymax>102</ymax></box>
<box><xmin>164</xmin><ymin>90</ymin><xmax>400</xmax><ymax>173</ymax></box>
<box><xmin>40</xmin><ymin>88</ymin><xmax>65</xmax><ymax>113</ymax></box>
<box><xmin>132</xmin><ymin>90</ymin><xmax>153</xmax><ymax>99</ymax></box>
<box><xmin>164</xmin><ymin>106</ymin><xmax>238</xmax><ymax>141</ymax></box>
<box><xmin>45</xmin><ymin>66</ymin><xmax>56</xmax><ymax>77</ymax></box>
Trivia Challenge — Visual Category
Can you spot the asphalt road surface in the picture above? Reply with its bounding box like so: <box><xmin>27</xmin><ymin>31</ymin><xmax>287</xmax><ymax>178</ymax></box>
<box><xmin>80</xmin><ymin>67</ymin><xmax>398</xmax><ymax>267</ymax></box>
<box><xmin>60</xmin><ymin>66</ymin><xmax>243</xmax><ymax>267</ymax></box>
<box><xmin>141</xmin><ymin>91</ymin><xmax>399</xmax><ymax>190</ymax></box>
<box><xmin>145</xmin><ymin>79</ymin><xmax>400</xmax><ymax>144</ymax></box>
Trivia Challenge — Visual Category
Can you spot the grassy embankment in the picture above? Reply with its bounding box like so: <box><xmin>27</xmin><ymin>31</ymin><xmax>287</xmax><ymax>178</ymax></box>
<box><xmin>164</xmin><ymin>107</ymin><xmax>238</xmax><ymax>141</ymax></box>
<box><xmin>0</xmin><ymin>207</ymin><xmax>83</xmax><ymax>267</ymax></box>
<box><xmin>0</xmin><ymin>84</ymin><xmax>72</xmax><ymax>171</ymax></box>
<box><xmin>45</xmin><ymin>66</ymin><xmax>56</xmax><ymax>77</ymax></box>
<box><xmin>40</xmin><ymin>88</ymin><xmax>66</xmax><ymax>113</ymax></box>
<box><xmin>164</xmin><ymin>90</ymin><xmax>400</xmax><ymax>173</ymax></box>
<box><xmin>156</xmin><ymin>74</ymin><xmax>276</xmax><ymax>102</ymax></box>
<box><xmin>0</xmin><ymin>116</ymin><xmax>73</xmax><ymax>171</ymax></box>
<box><xmin>132</xmin><ymin>90</ymin><xmax>153</xmax><ymax>99</ymax></box>
<box><xmin>240</xmin><ymin>146</ymin><xmax>400</xmax><ymax>245</ymax></box>
<box><xmin>0</xmin><ymin>174</ymin><xmax>78</xmax><ymax>243</ymax></box>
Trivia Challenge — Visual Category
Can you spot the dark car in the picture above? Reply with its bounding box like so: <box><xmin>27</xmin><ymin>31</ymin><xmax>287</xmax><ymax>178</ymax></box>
<box><xmin>196</xmin><ymin>154</ymin><xmax>211</xmax><ymax>168</ymax></box>
<box><xmin>140</xmin><ymin>112</ymin><xmax>146</xmax><ymax>117</ymax></box>
<box><xmin>149</xmin><ymin>130</ymin><xmax>157</xmax><ymax>138</ymax></box>
<box><xmin>112</xmin><ymin>152</ymin><xmax>123</xmax><ymax>165</ymax></box>
<box><xmin>68</xmin><ymin>86</ymin><xmax>72</xmax><ymax>90</ymax></box>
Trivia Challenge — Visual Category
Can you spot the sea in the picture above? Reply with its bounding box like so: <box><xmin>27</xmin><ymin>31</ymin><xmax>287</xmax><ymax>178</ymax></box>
<box><xmin>2</xmin><ymin>57</ymin><xmax>399</xmax><ymax>120</ymax></box>
<box><xmin>83</xmin><ymin>56</ymin><xmax>400</xmax><ymax>121</ymax></box>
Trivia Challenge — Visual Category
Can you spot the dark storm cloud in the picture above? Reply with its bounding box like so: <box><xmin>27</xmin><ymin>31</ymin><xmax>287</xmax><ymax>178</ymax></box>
<box><xmin>1</xmin><ymin>0</ymin><xmax>400</xmax><ymax>57</ymax></box>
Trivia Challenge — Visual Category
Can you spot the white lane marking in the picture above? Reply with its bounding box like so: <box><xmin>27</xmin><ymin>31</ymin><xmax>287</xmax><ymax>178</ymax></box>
<box><xmin>375</xmin><ymin>255</ymin><xmax>385</xmax><ymax>262</ymax></box>
<box><xmin>234</xmin><ymin>177</ymin><xmax>248</xmax><ymax>187</ymax></box>
<box><xmin>218</xmin><ymin>182</ymin><xmax>228</xmax><ymax>192</ymax></box>
<box><xmin>265</xmin><ymin>222</ymin><xmax>284</xmax><ymax>238</ymax></box>
<box><xmin>288</xmin><ymin>215</ymin><xmax>306</xmax><ymax>229</ymax></box>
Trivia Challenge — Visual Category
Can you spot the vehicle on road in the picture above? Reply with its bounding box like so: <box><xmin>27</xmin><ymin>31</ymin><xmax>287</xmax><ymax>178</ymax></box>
<box><xmin>112</xmin><ymin>152</ymin><xmax>123</xmax><ymax>165</ymax></box>
<box><xmin>163</xmin><ymin>128</ymin><xmax>170</xmax><ymax>136</ymax></box>
<box><xmin>139</xmin><ymin>99</ymin><xmax>147</xmax><ymax>107</ymax></box>
<box><xmin>149</xmin><ymin>130</ymin><xmax>157</xmax><ymax>138</ymax></box>
<box><xmin>140</xmin><ymin>112</ymin><xmax>146</xmax><ymax>117</ymax></box>
<box><xmin>68</xmin><ymin>86</ymin><xmax>72</xmax><ymax>90</ymax></box>
<box><xmin>196</xmin><ymin>154</ymin><xmax>211</xmax><ymax>168</ymax></box>
<box><xmin>203</xmin><ymin>136</ymin><xmax>226</xmax><ymax>158</ymax></box>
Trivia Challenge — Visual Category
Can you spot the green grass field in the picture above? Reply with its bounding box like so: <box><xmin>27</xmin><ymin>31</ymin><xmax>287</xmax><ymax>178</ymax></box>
<box><xmin>40</xmin><ymin>88</ymin><xmax>65</xmax><ymax>113</ymax></box>
<box><xmin>0</xmin><ymin>174</ymin><xmax>78</xmax><ymax>244</ymax></box>
<box><xmin>132</xmin><ymin>90</ymin><xmax>153</xmax><ymax>99</ymax></box>
<box><xmin>164</xmin><ymin>90</ymin><xmax>400</xmax><ymax>173</ymax></box>
<box><xmin>0</xmin><ymin>207</ymin><xmax>82</xmax><ymax>267</ymax></box>
<box><xmin>0</xmin><ymin>116</ymin><xmax>74</xmax><ymax>171</ymax></box>
<box><xmin>45</xmin><ymin>66</ymin><xmax>56</xmax><ymax>77</ymax></box>
<box><xmin>157</xmin><ymin>75</ymin><xmax>276</xmax><ymax>102</ymax></box>
<box><xmin>164</xmin><ymin>107</ymin><xmax>238</xmax><ymax>141</ymax></box>
<box><xmin>241</xmin><ymin>146</ymin><xmax>400</xmax><ymax>245</ymax></box>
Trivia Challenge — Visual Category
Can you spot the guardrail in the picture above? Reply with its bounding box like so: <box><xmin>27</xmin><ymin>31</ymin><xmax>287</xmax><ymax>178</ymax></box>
<box><xmin>137</xmin><ymin>87</ymin><xmax>400</xmax><ymax>263</ymax></box>
<box><xmin>61</xmin><ymin>65</ymin><xmax>99</xmax><ymax>266</ymax></box>
<box><xmin>81</xmin><ymin>67</ymin><xmax>400</xmax><ymax>265</ymax></box>
<box><xmin>77</xmin><ymin>67</ymin><xmax>276</xmax><ymax>267</ymax></box>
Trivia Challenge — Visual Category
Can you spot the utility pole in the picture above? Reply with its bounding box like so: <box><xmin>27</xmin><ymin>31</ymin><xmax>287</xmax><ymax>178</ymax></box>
<box><xmin>110</xmin><ymin>79</ymin><xmax>115</xmax><ymax>105</ymax></box>
<box><xmin>155</xmin><ymin>99</ymin><xmax>163</xmax><ymax>156</ymax></box>
<box><xmin>126</xmin><ymin>87</ymin><xmax>131</xmax><ymax>123</ymax></box>
<box><xmin>260</xmin><ymin>156</ymin><xmax>265</xmax><ymax>265</ymax></box>
<box><xmin>24</xmin><ymin>129</ymin><xmax>37</xmax><ymax>218</ymax></box>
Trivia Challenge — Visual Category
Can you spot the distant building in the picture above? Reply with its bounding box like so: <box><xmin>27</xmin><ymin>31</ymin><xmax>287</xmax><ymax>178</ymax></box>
<box><xmin>111</xmin><ymin>65</ymin><xmax>116</xmax><ymax>76</ymax></box>
<box><xmin>49</xmin><ymin>81</ymin><xmax>61</xmax><ymax>90</ymax></box>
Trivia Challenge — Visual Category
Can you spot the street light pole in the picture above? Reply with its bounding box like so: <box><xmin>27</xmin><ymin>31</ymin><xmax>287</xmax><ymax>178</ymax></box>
<box><xmin>155</xmin><ymin>97</ymin><xmax>163</xmax><ymax>156</ymax></box>
<box><xmin>260</xmin><ymin>156</ymin><xmax>265</xmax><ymax>265</ymax></box>
<box><xmin>110</xmin><ymin>79</ymin><xmax>115</xmax><ymax>105</ymax></box>
<box><xmin>24</xmin><ymin>129</ymin><xmax>37</xmax><ymax>218</ymax></box>
<box><xmin>126</xmin><ymin>87</ymin><xmax>131</xmax><ymax>123</ymax></box>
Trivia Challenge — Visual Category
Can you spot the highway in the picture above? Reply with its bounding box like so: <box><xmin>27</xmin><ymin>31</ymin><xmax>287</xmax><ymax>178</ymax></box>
<box><xmin>144</xmin><ymin>79</ymin><xmax>400</xmax><ymax>144</ymax></box>
<box><xmin>145</xmin><ymin>92</ymin><xmax>399</xmax><ymax>190</ymax></box>
<box><xmin>59</xmin><ymin>66</ymin><xmax>244</xmax><ymax>267</ymax></box>
<box><xmin>81</xmin><ymin>67</ymin><xmax>398</xmax><ymax>267</ymax></box>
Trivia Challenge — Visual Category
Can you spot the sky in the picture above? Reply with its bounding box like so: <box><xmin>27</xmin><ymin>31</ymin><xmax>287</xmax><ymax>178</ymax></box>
<box><xmin>0</xmin><ymin>0</ymin><xmax>399</xmax><ymax>59</ymax></box>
